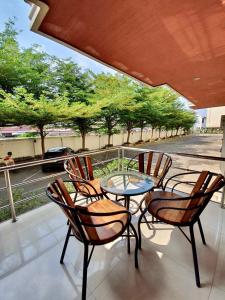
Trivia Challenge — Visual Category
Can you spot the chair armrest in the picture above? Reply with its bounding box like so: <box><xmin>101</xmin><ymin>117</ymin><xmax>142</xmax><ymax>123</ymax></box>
<box><xmin>155</xmin><ymin>204</ymin><xmax>203</xmax><ymax>219</ymax></box>
<box><xmin>78</xmin><ymin>208</ymin><xmax>131</xmax><ymax>217</ymax></box>
<box><xmin>63</xmin><ymin>179</ymin><xmax>100</xmax><ymax>200</ymax></box>
<box><xmin>81</xmin><ymin>219</ymin><xmax>126</xmax><ymax>230</ymax></box>
<box><xmin>78</xmin><ymin>206</ymin><xmax>131</xmax><ymax>232</ymax></box>
<box><xmin>163</xmin><ymin>171</ymin><xmax>201</xmax><ymax>190</ymax></box>
<box><xmin>148</xmin><ymin>191</ymin><xmax>204</xmax><ymax>210</ymax></box>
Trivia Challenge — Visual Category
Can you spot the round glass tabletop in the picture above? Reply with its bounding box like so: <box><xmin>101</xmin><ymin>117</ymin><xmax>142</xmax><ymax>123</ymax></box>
<box><xmin>100</xmin><ymin>171</ymin><xmax>154</xmax><ymax>196</ymax></box>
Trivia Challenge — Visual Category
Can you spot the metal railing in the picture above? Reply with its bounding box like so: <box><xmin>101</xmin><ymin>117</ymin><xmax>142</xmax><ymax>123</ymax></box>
<box><xmin>1</xmin><ymin>146</ymin><xmax>225</xmax><ymax>223</ymax></box>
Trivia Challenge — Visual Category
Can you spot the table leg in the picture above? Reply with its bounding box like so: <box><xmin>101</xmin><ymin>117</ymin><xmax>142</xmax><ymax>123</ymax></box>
<box><xmin>125</xmin><ymin>195</ymin><xmax>130</xmax><ymax>254</ymax></box>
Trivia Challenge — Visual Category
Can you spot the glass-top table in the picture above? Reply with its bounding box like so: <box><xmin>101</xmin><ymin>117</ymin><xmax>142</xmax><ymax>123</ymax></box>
<box><xmin>100</xmin><ymin>171</ymin><xmax>154</xmax><ymax>213</ymax></box>
<box><xmin>101</xmin><ymin>171</ymin><xmax>154</xmax><ymax>253</ymax></box>
<box><xmin>101</xmin><ymin>170</ymin><xmax>153</xmax><ymax>197</ymax></box>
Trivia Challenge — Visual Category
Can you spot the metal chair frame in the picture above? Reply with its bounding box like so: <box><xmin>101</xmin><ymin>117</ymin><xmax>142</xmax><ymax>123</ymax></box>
<box><xmin>64</xmin><ymin>156</ymin><xmax>109</xmax><ymax>202</ymax></box>
<box><xmin>47</xmin><ymin>178</ymin><xmax>139</xmax><ymax>300</ymax></box>
<box><xmin>127</xmin><ymin>151</ymin><xmax>172</xmax><ymax>189</ymax></box>
<box><xmin>138</xmin><ymin>171</ymin><xmax>225</xmax><ymax>287</ymax></box>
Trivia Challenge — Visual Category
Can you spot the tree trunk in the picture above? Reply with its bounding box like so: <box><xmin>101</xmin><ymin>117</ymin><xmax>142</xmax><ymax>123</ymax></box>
<box><xmin>151</xmin><ymin>128</ymin><xmax>154</xmax><ymax>140</ymax></box>
<box><xmin>140</xmin><ymin>127</ymin><xmax>143</xmax><ymax>141</ymax></box>
<box><xmin>81</xmin><ymin>132</ymin><xmax>86</xmax><ymax>149</ymax></box>
<box><xmin>176</xmin><ymin>127</ymin><xmax>179</xmax><ymax>136</ymax></box>
<box><xmin>126</xmin><ymin>129</ymin><xmax>131</xmax><ymax>144</ymax></box>
<box><xmin>39</xmin><ymin>125</ymin><xmax>45</xmax><ymax>157</ymax></box>
<box><xmin>158</xmin><ymin>127</ymin><xmax>161</xmax><ymax>139</ymax></box>
<box><xmin>107</xmin><ymin>133</ymin><xmax>112</xmax><ymax>145</ymax></box>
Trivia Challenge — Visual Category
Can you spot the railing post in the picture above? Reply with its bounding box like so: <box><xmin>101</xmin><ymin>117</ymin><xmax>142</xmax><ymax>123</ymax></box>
<box><xmin>117</xmin><ymin>148</ymin><xmax>120</xmax><ymax>171</ymax></box>
<box><xmin>4</xmin><ymin>169</ymin><xmax>17</xmax><ymax>222</ymax></box>
<box><xmin>122</xmin><ymin>147</ymin><xmax>125</xmax><ymax>171</ymax></box>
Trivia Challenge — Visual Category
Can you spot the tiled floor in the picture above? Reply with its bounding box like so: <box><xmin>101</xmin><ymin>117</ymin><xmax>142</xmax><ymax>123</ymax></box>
<box><xmin>0</xmin><ymin>200</ymin><xmax>225</xmax><ymax>300</ymax></box>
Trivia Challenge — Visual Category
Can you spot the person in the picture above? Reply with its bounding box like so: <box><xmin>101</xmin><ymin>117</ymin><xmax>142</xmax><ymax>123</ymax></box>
<box><xmin>3</xmin><ymin>151</ymin><xmax>15</xmax><ymax>166</ymax></box>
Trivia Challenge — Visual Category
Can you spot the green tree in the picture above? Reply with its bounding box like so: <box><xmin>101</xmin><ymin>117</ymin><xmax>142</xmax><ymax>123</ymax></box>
<box><xmin>90</xmin><ymin>74</ymin><xmax>137</xmax><ymax>146</ymax></box>
<box><xmin>0</xmin><ymin>20</ymin><xmax>53</xmax><ymax>96</ymax></box>
<box><xmin>52</xmin><ymin>59</ymin><xmax>97</xmax><ymax>150</ymax></box>
<box><xmin>0</xmin><ymin>88</ymin><xmax>72</xmax><ymax>155</ymax></box>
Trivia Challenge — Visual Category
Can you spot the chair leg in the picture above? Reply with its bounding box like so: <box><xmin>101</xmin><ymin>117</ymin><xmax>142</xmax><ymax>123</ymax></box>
<box><xmin>198</xmin><ymin>219</ymin><xmax>206</xmax><ymax>245</ymax></box>
<box><xmin>82</xmin><ymin>244</ymin><xmax>89</xmax><ymax>300</ymax></box>
<box><xmin>190</xmin><ymin>225</ymin><xmax>201</xmax><ymax>287</ymax></box>
<box><xmin>138</xmin><ymin>208</ymin><xmax>148</xmax><ymax>250</ymax></box>
<box><xmin>127</xmin><ymin>225</ymin><xmax>130</xmax><ymax>254</ymax></box>
<box><xmin>129</xmin><ymin>223</ymin><xmax>139</xmax><ymax>268</ymax></box>
<box><xmin>60</xmin><ymin>226</ymin><xmax>71</xmax><ymax>264</ymax></box>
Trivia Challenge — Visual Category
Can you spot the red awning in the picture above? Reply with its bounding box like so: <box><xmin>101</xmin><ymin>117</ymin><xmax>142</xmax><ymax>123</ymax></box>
<box><xmin>28</xmin><ymin>0</ymin><xmax>225</xmax><ymax>108</ymax></box>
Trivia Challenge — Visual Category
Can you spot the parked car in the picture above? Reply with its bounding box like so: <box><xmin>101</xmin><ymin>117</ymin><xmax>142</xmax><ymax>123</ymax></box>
<box><xmin>42</xmin><ymin>147</ymin><xmax>75</xmax><ymax>172</ymax></box>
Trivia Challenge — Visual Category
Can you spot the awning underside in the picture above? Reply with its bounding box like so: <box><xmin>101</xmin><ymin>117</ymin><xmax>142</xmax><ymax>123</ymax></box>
<box><xmin>29</xmin><ymin>0</ymin><xmax>225</xmax><ymax>108</ymax></box>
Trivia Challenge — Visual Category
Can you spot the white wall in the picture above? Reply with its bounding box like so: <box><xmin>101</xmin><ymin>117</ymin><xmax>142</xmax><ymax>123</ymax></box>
<box><xmin>0</xmin><ymin>129</ymin><xmax>183</xmax><ymax>159</ymax></box>
<box><xmin>206</xmin><ymin>107</ymin><xmax>225</xmax><ymax>128</ymax></box>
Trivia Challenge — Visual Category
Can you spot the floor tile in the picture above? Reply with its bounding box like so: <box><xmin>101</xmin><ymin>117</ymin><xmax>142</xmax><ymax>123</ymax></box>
<box><xmin>0</xmin><ymin>201</ymin><xmax>225</xmax><ymax>300</ymax></box>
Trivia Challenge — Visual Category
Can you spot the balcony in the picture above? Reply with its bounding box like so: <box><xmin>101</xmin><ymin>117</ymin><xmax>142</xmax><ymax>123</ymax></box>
<box><xmin>1</xmin><ymin>146</ymin><xmax>225</xmax><ymax>299</ymax></box>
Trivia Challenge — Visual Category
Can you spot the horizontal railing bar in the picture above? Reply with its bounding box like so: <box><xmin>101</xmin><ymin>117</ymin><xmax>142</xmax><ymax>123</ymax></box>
<box><xmin>7</xmin><ymin>157</ymin><xmax>117</xmax><ymax>189</ymax></box>
<box><xmin>13</xmin><ymin>192</ymin><xmax>47</xmax><ymax>204</ymax></box>
<box><xmin>0</xmin><ymin>147</ymin><xmax>121</xmax><ymax>172</ymax></box>
<box><xmin>122</xmin><ymin>146</ymin><xmax>225</xmax><ymax>162</ymax></box>
<box><xmin>11</xmin><ymin>170</ymin><xmax>67</xmax><ymax>189</ymax></box>
<box><xmin>0</xmin><ymin>203</ymin><xmax>10</xmax><ymax>210</ymax></box>
<box><xmin>1</xmin><ymin>145</ymin><xmax>224</xmax><ymax>173</ymax></box>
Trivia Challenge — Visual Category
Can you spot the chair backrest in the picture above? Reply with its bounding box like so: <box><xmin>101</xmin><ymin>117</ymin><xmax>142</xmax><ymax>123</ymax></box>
<box><xmin>65</xmin><ymin>156</ymin><xmax>94</xmax><ymax>181</ymax></box>
<box><xmin>182</xmin><ymin>171</ymin><xmax>225</xmax><ymax>223</ymax></box>
<box><xmin>128</xmin><ymin>151</ymin><xmax>172</xmax><ymax>187</ymax></box>
<box><xmin>46</xmin><ymin>177</ymin><xmax>98</xmax><ymax>242</ymax></box>
<box><xmin>64</xmin><ymin>156</ymin><xmax>99</xmax><ymax>199</ymax></box>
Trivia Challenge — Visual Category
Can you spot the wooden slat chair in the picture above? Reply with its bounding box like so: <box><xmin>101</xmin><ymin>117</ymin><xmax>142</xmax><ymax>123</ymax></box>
<box><xmin>47</xmin><ymin>177</ymin><xmax>138</xmax><ymax>300</ymax></box>
<box><xmin>64</xmin><ymin>156</ymin><xmax>107</xmax><ymax>201</ymax></box>
<box><xmin>127</xmin><ymin>151</ymin><xmax>172</xmax><ymax>189</ymax></box>
<box><xmin>138</xmin><ymin>170</ymin><xmax>225</xmax><ymax>287</ymax></box>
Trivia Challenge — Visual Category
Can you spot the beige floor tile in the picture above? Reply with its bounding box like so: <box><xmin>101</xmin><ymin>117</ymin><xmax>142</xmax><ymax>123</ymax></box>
<box><xmin>211</xmin><ymin>234</ymin><xmax>225</xmax><ymax>292</ymax></box>
<box><xmin>209</xmin><ymin>287</ymin><xmax>225</xmax><ymax>300</ymax></box>
<box><xmin>1</xmin><ymin>200</ymin><xmax>225</xmax><ymax>300</ymax></box>
<box><xmin>93</xmin><ymin>251</ymin><xmax>211</xmax><ymax>300</ymax></box>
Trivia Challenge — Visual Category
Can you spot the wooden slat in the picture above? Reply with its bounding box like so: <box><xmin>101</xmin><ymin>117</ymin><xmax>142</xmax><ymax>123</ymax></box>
<box><xmin>207</xmin><ymin>174</ymin><xmax>224</xmax><ymax>192</ymax></box>
<box><xmin>75</xmin><ymin>156</ymin><xmax>86</xmax><ymax>179</ymax></box>
<box><xmin>160</xmin><ymin>157</ymin><xmax>171</xmax><ymax>178</ymax></box>
<box><xmin>138</xmin><ymin>153</ymin><xmax>145</xmax><ymax>173</ymax></box>
<box><xmin>191</xmin><ymin>171</ymin><xmax>209</xmax><ymax>195</ymax></box>
<box><xmin>153</xmin><ymin>153</ymin><xmax>163</xmax><ymax>177</ymax></box>
<box><xmin>85</xmin><ymin>156</ymin><xmax>94</xmax><ymax>180</ymax></box>
<box><xmin>55</xmin><ymin>177</ymin><xmax>74</xmax><ymax>207</ymax></box>
<box><xmin>49</xmin><ymin>181</ymin><xmax>81</xmax><ymax>239</ymax></box>
<box><xmin>146</xmin><ymin>152</ymin><xmax>153</xmax><ymax>175</ymax></box>
<box><xmin>68</xmin><ymin>158</ymin><xmax>79</xmax><ymax>178</ymax></box>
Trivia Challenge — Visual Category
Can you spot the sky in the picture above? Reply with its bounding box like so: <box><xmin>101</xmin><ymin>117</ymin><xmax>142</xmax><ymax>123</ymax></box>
<box><xmin>0</xmin><ymin>0</ymin><xmax>115</xmax><ymax>74</ymax></box>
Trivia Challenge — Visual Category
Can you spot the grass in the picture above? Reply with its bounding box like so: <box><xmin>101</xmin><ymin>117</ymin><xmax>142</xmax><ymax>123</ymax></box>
<box><xmin>0</xmin><ymin>187</ymin><xmax>49</xmax><ymax>223</ymax></box>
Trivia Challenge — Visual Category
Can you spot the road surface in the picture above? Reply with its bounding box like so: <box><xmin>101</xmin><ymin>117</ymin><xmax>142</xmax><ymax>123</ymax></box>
<box><xmin>0</xmin><ymin>134</ymin><xmax>223</xmax><ymax>215</ymax></box>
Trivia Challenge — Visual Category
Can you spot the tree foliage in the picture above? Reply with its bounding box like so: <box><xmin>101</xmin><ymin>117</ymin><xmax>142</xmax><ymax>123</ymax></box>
<box><xmin>0</xmin><ymin>20</ymin><xmax>196</xmax><ymax>152</ymax></box>
<box><xmin>0</xmin><ymin>88</ymin><xmax>71</xmax><ymax>154</ymax></box>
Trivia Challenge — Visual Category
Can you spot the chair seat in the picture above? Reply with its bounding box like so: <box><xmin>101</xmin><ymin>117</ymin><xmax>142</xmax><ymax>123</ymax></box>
<box><xmin>81</xmin><ymin>199</ymin><xmax>129</xmax><ymax>244</ymax></box>
<box><xmin>79</xmin><ymin>178</ymin><xmax>104</xmax><ymax>196</ymax></box>
<box><xmin>145</xmin><ymin>191</ymin><xmax>194</xmax><ymax>225</ymax></box>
